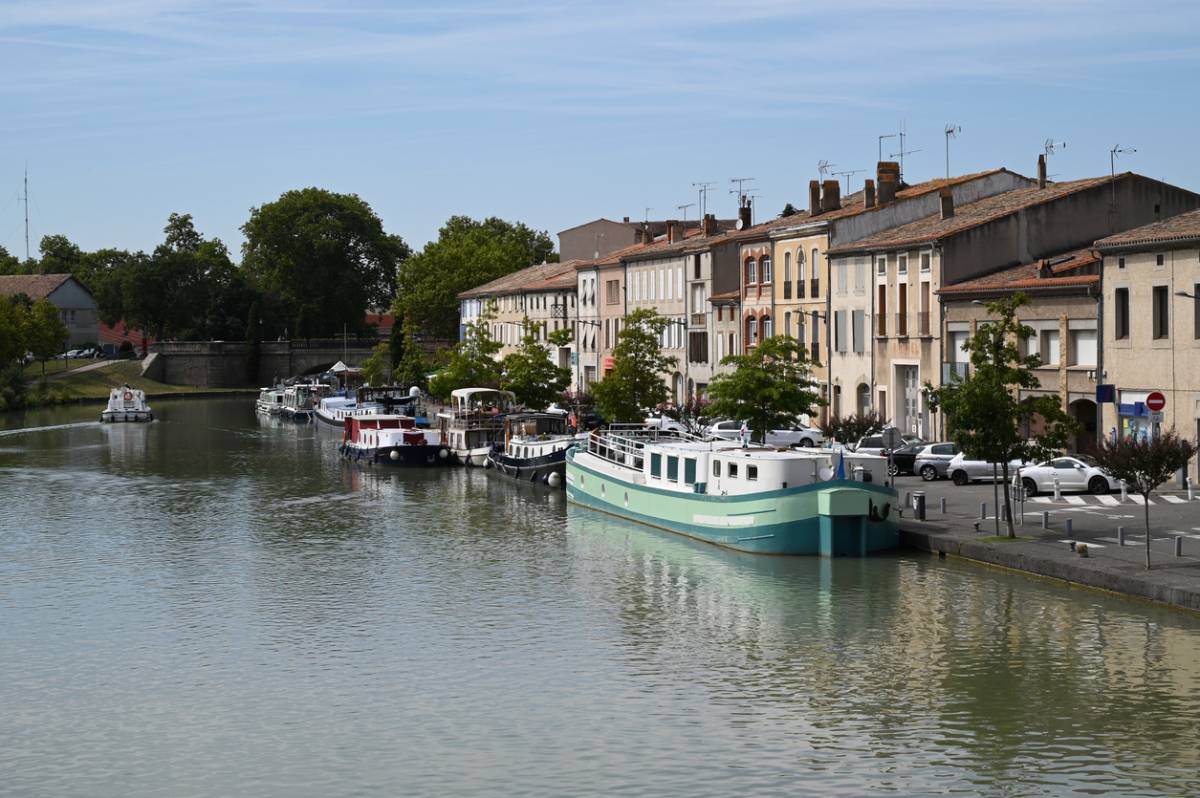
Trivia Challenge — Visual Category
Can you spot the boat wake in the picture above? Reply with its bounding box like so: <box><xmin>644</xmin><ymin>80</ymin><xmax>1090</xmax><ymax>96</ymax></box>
<box><xmin>0</xmin><ymin>421</ymin><xmax>99</xmax><ymax>438</ymax></box>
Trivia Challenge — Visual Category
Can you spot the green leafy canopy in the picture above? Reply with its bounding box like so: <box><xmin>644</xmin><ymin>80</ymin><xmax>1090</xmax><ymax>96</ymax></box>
<box><xmin>428</xmin><ymin>308</ymin><xmax>503</xmax><ymax>400</ymax></box>
<box><xmin>501</xmin><ymin>318</ymin><xmax>570</xmax><ymax>409</ymax></box>
<box><xmin>592</xmin><ymin>308</ymin><xmax>677</xmax><ymax>423</ymax></box>
<box><xmin>705</xmin><ymin>335</ymin><xmax>822</xmax><ymax>444</ymax></box>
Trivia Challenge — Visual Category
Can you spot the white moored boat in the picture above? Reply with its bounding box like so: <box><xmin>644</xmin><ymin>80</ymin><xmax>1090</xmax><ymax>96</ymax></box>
<box><xmin>100</xmin><ymin>385</ymin><xmax>153</xmax><ymax>423</ymax></box>
<box><xmin>566</xmin><ymin>425</ymin><xmax>898</xmax><ymax>556</ymax></box>
<box><xmin>339</xmin><ymin>414</ymin><xmax>451</xmax><ymax>466</ymax></box>
<box><xmin>436</xmin><ymin>388</ymin><xmax>515</xmax><ymax>466</ymax></box>
<box><xmin>485</xmin><ymin>412</ymin><xmax>579</xmax><ymax>488</ymax></box>
<box><xmin>255</xmin><ymin>387</ymin><xmax>285</xmax><ymax>415</ymax></box>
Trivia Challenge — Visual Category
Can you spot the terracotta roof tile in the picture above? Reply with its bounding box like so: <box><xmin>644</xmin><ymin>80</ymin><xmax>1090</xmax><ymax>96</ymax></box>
<box><xmin>829</xmin><ymin>175</ymin><xmax>1118</xmax><ymax>255</ymax></box>
<box><xmin>457</xmin><ymin>260</ymin><xmax>582</xmax><ymax>299</ymax></box>
<box><xmin>1095</xmin><ymin>208</ymin><xmax>1200</xmax><ymax>250</ymax></box>
<box><xmin>938</xmin><ymin>247</ymin><xmax>1100</xmax><ymax>295</ymax></box>
<box><xmin>0</xmin><ymin>273</ymin><xmax>78</xmax><ymax>300</ymax></box>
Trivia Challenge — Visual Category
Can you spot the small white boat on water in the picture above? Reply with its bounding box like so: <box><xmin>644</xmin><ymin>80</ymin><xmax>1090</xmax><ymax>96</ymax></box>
<box><xmin>255</xmin><ymin>387</ymin><xmax>285</xmax><ymax>415</ymax></box>
<box><xmin>280</xmin><ymin>382</ymin><xmax>332</xmax><ymax>422</ymax></box>
<box><xmin>100</xmin><ymin>385</ymin><xmax>153</xmax><ymax>423</ymax></box>
<box><xmin>485</xmin><ymin>412</ymin><xmax>578</xmax><ymax>488</ymax></box>
<box><xmin>339</xmin><ymin>414</ymin><xmax>451</xmax><ymax>466</ymax></box>
<box><xmin>436</xmin><ymin>387</ymin><xmax>515</xmax><ymax>466</ymax></box>
<box><xmin>314</xmin><ymin>386</ymin><xmax>428</xmax><ymax>428</ymax></box>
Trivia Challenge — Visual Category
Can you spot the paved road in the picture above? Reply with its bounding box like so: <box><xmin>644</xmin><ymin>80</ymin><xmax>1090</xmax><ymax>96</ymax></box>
<box><xmin>892</xmin><ymin>472</ymin><xmax>1200</xmax><ymax>563</ymax></box>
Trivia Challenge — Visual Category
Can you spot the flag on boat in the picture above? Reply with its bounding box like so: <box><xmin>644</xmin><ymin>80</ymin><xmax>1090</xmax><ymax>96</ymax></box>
<box><xmin>835</xmin><ymin>450</ymin><xmax>846</xmax><ymax>480</ymax></box>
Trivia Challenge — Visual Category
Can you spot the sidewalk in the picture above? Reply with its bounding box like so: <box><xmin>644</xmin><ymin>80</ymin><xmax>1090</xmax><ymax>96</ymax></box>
<box><xmin>899</xmin><ymin>499</ymin><xmax>1200</xmax><ymax>613</ymax></box>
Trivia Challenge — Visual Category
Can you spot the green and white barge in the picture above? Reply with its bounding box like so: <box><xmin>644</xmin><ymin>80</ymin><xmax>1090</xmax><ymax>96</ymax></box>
<box><xmin>566</xmin><ymin>427</ymin><xmax>898</xmax><ymax>556</ymax></box>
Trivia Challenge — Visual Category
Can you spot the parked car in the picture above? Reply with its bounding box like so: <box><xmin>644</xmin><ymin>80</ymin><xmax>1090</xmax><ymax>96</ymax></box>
<box><xmin>853</xmin><ymin>431</ymin><xmax>924</xmax><ymax>457</ymax></box>
<box><xmin>888</xmin><ymin>442</ymin><xmax>931</xmax><ymax>476</ymax></box>
<box><xmin>1018</xmin><ymin>455</ymin><xmax>1115</xmax><ymax>496</ymax></box>
<box><xmin>912</xmin><ymin>442</ymin><xmax>962</xmax><ymax>481</ymax></box>
<box><xmin>947</xmin><ymin>452</ymin><xmax>1031</xmax><ymax>485</ymax></box>
<box><xmin>705</xmin><ymin>419</ymin><xmax>824</xmax><ymax>447</ymax></box>
<box><xmin>644</xmin><ymin>414</ymin><xmax>688</xmax><ymax>434</ymax></box>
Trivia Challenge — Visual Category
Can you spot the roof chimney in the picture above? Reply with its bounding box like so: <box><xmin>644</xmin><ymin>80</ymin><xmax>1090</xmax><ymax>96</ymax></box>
<box><xmin>623</xmin><ymin>216</ymin><xmax>630</xmax><ymax>223</ymax></box>
<box><xmin>1037</xmin><ymin>154</ymin><xmax>1047</xmax><ymax>189</ymax></box>
<box><xmin>864</xmin><ymin>179</ymin><xmax>876</xmax><ymax>209</ymax></box>
<box><xmin>702</xmin><ymin>213</ymin><xmax>718</xmax><ymax>237</ymax></box>
<box><xmin>821</xmin><ymin>180</ymin><xmax>841</xmax><ymax>212</ymax></box>
<box><xmin>634</xmin><ymin>228</ymin><xmax>646</xmax><ymax>245</ymax></box>
<box><xmin>809</xmin><ymin>180</ymin><xmax>822</xmax><ymax>216</ymax></box>
<box><xmin>666</xmin><ymin>220</ymin><xmax>683</xmax><ymax>243</ymax></box>
<box><xmin>877</xmin><ymin>161</ymin><xmax>900</xmax><ymax>205</ymax></box>
<box><xmin>939</xmin><ymin>187</ymin><xmax>954</xmax><ymax>220</ymax></box>
<box><xmin>1038</xmin><ymin>259</ymin><xmax>1052</xmax><ymax>278</ymax></box>
<box><xmin>738</xmin><ymin>202</ymin><xmax>752</xmax><ymax>230</ymax></box>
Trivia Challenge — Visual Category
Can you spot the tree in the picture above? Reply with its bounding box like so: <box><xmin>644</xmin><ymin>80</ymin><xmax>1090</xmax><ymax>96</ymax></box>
<box><xmin>361</xmin><ymin>341</ymin><xmax>393</xmax><ymax>386</ymax></box>
<box><xmin>934</xmin><ymin>293</ymin><xmax>1077</xmax><ymax>538</ymax></box>
<box><xmin>396</xmin><ymin>216</ymin><xmax>556</xmax><ymax>341</ymax></box>
<box><xmin>394</xmin><ymin>320</ymin><xmax>430</xmax><ymax>390</ymax></box>
<box><xmin>501</xmin><ymin>319</ymin><xmax>570</xmax><ymax>409</ymax></box>
<box><xmin>819</xmin><ymin>411</ymin><xmax>887</xmax><ymax>446</ymax></box>
<box><xmin>427</xmin><ymin>313</ymin><xmax>502</xmax><ymax>399</ymax></box>
<box><xmin>1095</xmin><ymin>431</ymin><xmax>1197</xmax><ymax>569</ymax></box>
<box><xmin>36</xmin><ymin>234</ymin><xmax>84</xmax><ymax>275</ymax></box>
<box><xmin>24</xmin><ymin>298</ymin><xmax>68</xmax><ymax>378</ymax></box>
<box><xmin>0</xmin><ymin>297</ymin><xmax>28</xmax><ymax>365</ymax></box>
<box><xmin>657</xmin><ymin>396</ymin><xmax>712</xmax><ymax>435</ymax></box>
<box><xmin>592</xmin><ymin>308</ymin><xmax>677</xmax><ymax>423</ymax></box>
<box><xmin>705</xmin><ymin>335</ymin><xmax>822</xmax><ymax>444</ymax></box>
<box><xmin>780</xmin><ymin>202</ymin><xmax>799</xmax><ymax>217</ymax></box>
<box><xmin>0</xmin><ymin>245</ymin><xmax>21</xmax><ymax>276</ymax></box>
<box><xmin>242</xmin><ymin>188</ymin><xmax>410</xmax><ymax>338</ymax></box>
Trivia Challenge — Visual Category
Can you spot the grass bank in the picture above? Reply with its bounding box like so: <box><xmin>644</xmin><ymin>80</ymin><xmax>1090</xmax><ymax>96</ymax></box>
<box><xmin>21</xmin><ymin>360</ymin><xmax>249</xmax><ymax>406</ymax></box>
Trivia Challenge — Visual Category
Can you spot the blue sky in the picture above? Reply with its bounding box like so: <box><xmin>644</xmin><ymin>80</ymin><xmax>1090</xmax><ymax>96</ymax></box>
<box><xmin>2</xmin><ymin>0</ymin><xmax>1199</xmax><ymax>259</ymax></box>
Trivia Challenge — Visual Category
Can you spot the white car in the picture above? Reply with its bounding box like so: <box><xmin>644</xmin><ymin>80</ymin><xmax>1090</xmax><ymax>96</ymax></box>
<box><xmin>1018</xmin><ymin>455</ymin><xmax>1115</xmax><ymax>496</ymax></box>
<box><xmin>644</xmin><ymin>414</ymin><xmax>688</xmax><ymax>433</ymax></box>
<box><xmin>705</xmin><ymin>419</ymin><xmax>824</xmax><ymax>447</ymax></box>
<box><xmin>947</xmin><ymin>452</ymin><xmax>1031</xmax><ymax>485</ymax></box>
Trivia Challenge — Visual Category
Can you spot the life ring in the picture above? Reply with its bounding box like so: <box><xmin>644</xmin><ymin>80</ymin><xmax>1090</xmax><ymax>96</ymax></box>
<box><xmin>122</xmin><ymin>391</ymin><xmax>133</xmax><ymax>401</ymax></box>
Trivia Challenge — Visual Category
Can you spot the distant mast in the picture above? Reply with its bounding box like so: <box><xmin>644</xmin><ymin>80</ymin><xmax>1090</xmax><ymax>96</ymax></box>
<box><xmin>21</xmin><ymin>164</ymin><xmax>29</xmax><ymax>261</ymax></box>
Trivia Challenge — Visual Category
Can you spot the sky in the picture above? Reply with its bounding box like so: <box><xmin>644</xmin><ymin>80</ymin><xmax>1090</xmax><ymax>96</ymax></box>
<box><xmin>3</xmin><ymin>0</ymin><xmax>1200</xmax><ymax>260</ymax></box>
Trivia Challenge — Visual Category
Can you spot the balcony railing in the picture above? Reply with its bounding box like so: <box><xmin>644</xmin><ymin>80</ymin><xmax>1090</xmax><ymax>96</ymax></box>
<box><xmin>917</xmin><ymin>311</ymin><xmax>931</xmax><ymax>337</ymax></box>
<box><xmin>783</xmin><ymin>282</ymin><xmax>792</xmax><ymax>300</ymax></box>
<box><xmin>810</xmin><ymin>279</ymin><xmax>819</xmax><ymax>298</ymax></box>
<box><xmin>797</xmin><ymin>280</ymin><xmax>805</xmax><ymax>299</ymax></box>
<box><xmin>896</xmin><ymin>313</ymin><xmax>909</xmax><ymax>338</ymax></box>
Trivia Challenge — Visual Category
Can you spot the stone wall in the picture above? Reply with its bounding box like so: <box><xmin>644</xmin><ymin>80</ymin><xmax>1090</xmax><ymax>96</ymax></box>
<box><xmin>146</xmin><ymin>340</ymin><xmax>379</xmax><ymax>387</ymax></box>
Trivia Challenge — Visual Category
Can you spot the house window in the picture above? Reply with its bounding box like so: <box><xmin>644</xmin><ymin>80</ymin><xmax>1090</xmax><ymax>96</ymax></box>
<box><xmin>1069</xmin><ymin>328</ymin><xmax>1097</xmax><ymax>366</ymax></box>
<box><xmin>1115</xmin><ymin>288</ymin><xmax>1129</xmax><ymax>339</ymax></box>
<box><xmin>897</xmin><ymin>282</ymin><xmax>908</xmax><ymax>337</ymax></box>
<box><xmin>854</xmin><ymin>258</ymin><xmax>865</xmax><ymax>293</ymax></box>
<box><xmin>784</xmin><ymin>311</ymin><xmax>792</xmax><ymax>338</ymax></box>
<box><xmin>877</xmin><ymin>254</ymin><xmax>887</xmax><ymax>276</ymax></box>
<box><xmin>1040</xmin><ymin>329</ymin><xmax>1060</xmax><ymax>365</ymax></box>
<box><xmin>920</xmin><ymin>253</ymin><xmax>931</xmax><ymax>272</ymax></box>
<box><xmin>694</xmin><ymin>254</ymin><xmax>701</xmax><ymax>280</ymax></box>
<box><xmin>747</xmin><ymin>317</ymin><xmax>758</xmax><ymax>346</ymax></box>
<box><xmin>1118</xmin><ymin>257</ymin><xmax>1126</xmax><ymax>270</ymax></box>
<box><xmin>762</xmin><ymin>316</ymin><xmax>773</xmax><ymax>339</ymax></box>
<box><xmin>797</xmin><ymin>252</ymin><xmax>806</xmax><ymax>282</ymax></box>
<box><xmin>784</xmin><ymin>252</ymin><xmax>791</xmax><ymax>283</ymax></box>
<box><xmin>898</xmin><ymin>255</ymin><xmax>908</xmax><ymax>275</ymax></box>
<box><xmin>761</xmin><ymin>256</ymin><xmax>773</xmax><ymax>283</ymax></box>
<box><xmin>746</xmin><ymin>258</ymin><xmax>757</xmax><ymax>285</ymax></box>
<box><xmin>1156</xmin><ymin>253</ymin><xmax>1165</xmax><ymax>267</ymax></box>
<box><xmin>877</xmin><ymin>284</ymin><xmax>888</xmax><ymax>335</ymax></box>
<box><xmin>837</xmin><ymin>261</ymin><xmax>847</xmax><ymax>294</ymax></box>
<box><xmin>852</xmin><ymin>309</ymin><xmax>865</xmax><ymax>353</ymax></box>
<box><xmin>1153</xmin><ymin>285</ymin><xmax>1170</xmax><ymax>338</ymax></box>
<box><xmin>835</xmin><ymin>310</ymin><xmax>847</xmax><ymax>353</ymax></box>
<box><xmin>650</xmin><ymin>453</ymin><xmax>661</xmax><ymax>478</ymax></box>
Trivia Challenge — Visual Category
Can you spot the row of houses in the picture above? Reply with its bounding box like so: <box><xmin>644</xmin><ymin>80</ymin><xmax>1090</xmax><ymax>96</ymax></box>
<box><xmin>458</xmin><ymin>157</ymin><xmax>1200</xmax><ymax>458</ymax></box>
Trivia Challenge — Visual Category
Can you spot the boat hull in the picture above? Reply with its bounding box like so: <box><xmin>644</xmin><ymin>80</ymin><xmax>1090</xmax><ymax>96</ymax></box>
<box><xmin>565</xmin><ymin>449</ymin><xmax>898</xmax><ymax>556</ymax></box>
<box><xmin>100</xmin><ymin>411</ymin><xmax>153</xmax><ymax>423</ymax></box>
<box><xmin>486</xmin><ymin>447</ymin><xmax>566</xmax><ymax>487</ymax></box>
<box><xmin>339</xmin><ymin>443</ymin><xmax>452</xmax><ymax>466</ymax></box>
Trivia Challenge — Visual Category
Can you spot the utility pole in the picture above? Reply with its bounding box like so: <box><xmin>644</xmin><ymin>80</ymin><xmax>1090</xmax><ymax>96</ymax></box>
<box><xmin>21</xmin><ymin>164</ymin><xmax>30</xmax><ymax>261</ymax></box>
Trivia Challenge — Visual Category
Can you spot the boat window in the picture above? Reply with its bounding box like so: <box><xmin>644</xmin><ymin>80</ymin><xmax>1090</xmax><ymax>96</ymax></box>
<box><xmin>684</xmin><ymin>458</ymin><xmax>696</xmax><ymax>485</ymax></box>
<box><xmin>747</xmin><ymin>465</ymin><xmax>758</xmax><ymax>481</ymax></box>
<box><xmin>666</xmin><ymin>456</ymin><xmax>679</xmax><ymax>481</ymax></box>
<box><xmin>728</xmin><ymin>462</ymin><xmax>738</xmax><ymax>478</ymax></box>
<box><xmin>650</xmin><ymin>453</ymin><xmax>661</xmax><ymax>478</ymax></box>
<box><xmin>712</xmin><ymin>459</ymin><xmax>720</xmax><ymax>478</ymax></box>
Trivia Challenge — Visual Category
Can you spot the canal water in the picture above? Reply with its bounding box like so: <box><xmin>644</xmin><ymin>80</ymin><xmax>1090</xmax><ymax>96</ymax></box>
<box><xmin>2</xmin><ymin>398</ymin><xmax>1199</xmax><ymax>797</ymax></box>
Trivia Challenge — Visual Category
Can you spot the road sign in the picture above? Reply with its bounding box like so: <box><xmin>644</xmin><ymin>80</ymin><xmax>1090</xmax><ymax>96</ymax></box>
<box><xmin>1150</xmin><ymin>411</ymin><xmax>1164</xmax><ymax>424</ymax></box>
<box><xmin>882</xmin><ymin>428</ymin><xmax>903</xmax><ymax>450</ymax></box>
<box><xmin>1146</xmin><ymin>391</ymin><xmax>1166</xmax><ymax>412</ymax></box>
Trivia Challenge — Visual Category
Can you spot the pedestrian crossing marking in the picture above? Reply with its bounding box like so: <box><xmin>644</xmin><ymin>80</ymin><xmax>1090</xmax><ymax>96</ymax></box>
<box><xmin>1064</xmin><ymin>495</ymin><xmax>1086</xmax><ymax>505</ymax></box>
<box><xmin>1162</xmin><ymin>495</ymin><xmax>1187</xmax><ymax>504</ymax></box>
<box><xmin>1127</xmin><ymin>495</ymin><xmax>1154</xmax><ymax>505</ymax></box>
<box><xmin>1096</xmin><ymin>495</ymin><xmax>1120</xmax><ymax>506</ymax></box>
<box><xmin>1031</xmin><ymin>496</ymin><xmax>1052</xmax><ymax>504</ymax></box>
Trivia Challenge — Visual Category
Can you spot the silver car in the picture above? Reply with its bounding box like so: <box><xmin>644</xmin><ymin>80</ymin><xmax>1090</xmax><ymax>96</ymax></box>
<box><xmin>912</xmin><ymin>442</ymin><xmax>961</xmax><ymax>481</ymax></box>
<box><xmin>947</xmin><ymin>452</ymin><xmax>1031</xmax><ymax>485</ymax></box>
<box><xmin>854</xmin><ymin>431</ymin><xmax>924</xmax><ymax>457</ymax></box>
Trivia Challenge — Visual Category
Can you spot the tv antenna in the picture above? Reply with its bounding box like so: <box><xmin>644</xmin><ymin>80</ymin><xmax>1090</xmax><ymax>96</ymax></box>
<box><xmin>944</xmin><ymin>123</ymin><xmax>961</xmax><ymax>180</ymax></box>
<box><xmin>1044</xmin><ymin>138</ymin><xmax>1067</xmax><ymax>158</ymax></box>
<box><xmin>676</xmin><ymin>202</ymin><xmax>695</xmax><ymax>223</ymax></box>
<box><xmin>831</xmin><ymin>168</ymin><xmax>863</xmax><ymax>195</ymax></box>
<box><xmin>729</xmin><ymin>177</ymin><xmax>755</xmax><ymax>201</ymax></box>
<box><xmin>692</xmin><ymin>181</ymin><xmax>718</xmax><ymax>218</ymax></box>
<box><xmin>817</xmin><ymin>160</ymin><xmax>836</xmax><ymax>179</ymax></box>
<box><xmin>890</xmin><ymin>121</ymin><xmax>920</xmax><ymax>179</ymax></box>
<box><xmin>643</xmin><ymin>207</ymin><xmax>653</xmax><ymax>224</ymax></box>
<box><xmin>1109</xmin><ymin>144</ymin><xmax>1137</xmax><ymax>211</ymax></box>
<box><xmin>878</xmin><ymin>133</ymin><xmax>898</xmax><ymax>163</ymax></box>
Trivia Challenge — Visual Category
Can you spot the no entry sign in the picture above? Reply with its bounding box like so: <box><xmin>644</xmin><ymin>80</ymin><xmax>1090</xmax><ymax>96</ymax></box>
<box><xmin>1146</xmin><ymin>391</ymin><xmax>1166</xmax><ymax>412</ymax></box>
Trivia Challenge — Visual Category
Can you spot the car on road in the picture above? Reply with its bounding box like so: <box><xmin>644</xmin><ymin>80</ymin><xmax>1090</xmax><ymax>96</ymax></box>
<box><xmin>705</xmin><ymin>419</ymin><xmax>824</xmax><ymax>447</ymax></box>
<box><xmin>644</xmin><ymin>414</ymin><xmax>688</xmax><ymax>434</ymax></box>
<box><xmin>854</xmin><ymin>431</ymin><xmax>924</xmax><ymax>457</ymax></box>
<box><xmin>912</xmin><ymin>442</ymin><xmax>962</xmax><ymax>481</ymax></box>
<box><xmin>947</xmin><ymin>452</ymin><xmax>1031</xmax><ymax>485</ymax></box>
<box><xmin>1018</xmin><ymin>454</ymin><xmax>1115</xmax><ymax>496</ymax></box>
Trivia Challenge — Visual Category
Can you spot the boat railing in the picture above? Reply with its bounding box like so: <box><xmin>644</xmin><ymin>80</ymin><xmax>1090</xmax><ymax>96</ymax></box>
<box><xmin>586</xmin><ymin>425</ymin><xmax>703</xmax><ymax>471</ymax></box>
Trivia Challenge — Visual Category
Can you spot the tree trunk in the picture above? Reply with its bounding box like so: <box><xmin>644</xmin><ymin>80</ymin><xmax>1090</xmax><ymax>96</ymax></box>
<box><xmin>1144</xmin><ymin>495</ymin><xmax>1152</xmax><ymax>569</ymax></box>
<box><xmin>1001</xmin><ymin>462</ymin><xmax>1014</xmax><ymax>538</ymax></box>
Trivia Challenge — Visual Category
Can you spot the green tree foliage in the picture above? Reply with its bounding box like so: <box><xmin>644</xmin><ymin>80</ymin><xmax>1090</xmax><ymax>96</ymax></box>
<box><xmin>501</xmin><ymin>319</ymin><xmax>570</xmax><ymax>409</ymax></box>
<box><xmin>657</xmin><ymin>397</ymin><xmax>712</xmax><ymax>435</ymax></box>
<box><xmin>394</xmin><ymin>320</ymin><xmax>431</xmax><ymax>390</ymax></box>
<box><xmin>592</xmin><ymin>308</ymin><xmax>677</xmax><ymax>423</ymax></box>
<box><xmin>819</xmin><ymin>410</ymin><xmax>887</xmax><ymax>446</ymax></box>
<box><xmin>1095</xmin><ymin>431</ymin><xmax>1197</xmax><ymax>569</ymax></box>
<box><xmin>0</xmin><ymin>297</ymin><xmax>28</xmax><ymax>365</ymax></box>
<box><xmin>705</xmin><ymin>335</ymin><xmax>822</xmax><ymax>444</ymax></box>
<box><xmin>361</xmin><ymin>341</ymin><xmax>393</xmax><ymax>386</ymax></box>
<box><xmin>934</xmin><ymin>293</ymin><xmax>1077</xmax><ymax>538</ymax></box>
<box><xmin>242</xmin><ymin>188</ymin><xmax>409</xmax><ymax>338</ymax></box>
<box><xmin>36</xmin><ymin>234</ymin><xmax>84</xmax><ymax>275</ymax></box>
<box><xmin>780</xmin><ymin>202</ymin><xmax>798</xmax><ymax>217</ymax></box>
<box><xmin>427</xmin><ymin>314</ymin><xmax>502</xmax><ymax>399</ymax></box>
<box><xmin>396</xmin><ymin>216</ymin><xmax>556</xmax><ymax>341</ymax></box>
<box><xmin>0</xmin><ymin>245</ymin><xmax>21</xmax><ymax>276</ymax></box>
<box><xmin>24</xmin><ymin>298</ymin><xmax>68</xmax><ymax>378</ymax></box>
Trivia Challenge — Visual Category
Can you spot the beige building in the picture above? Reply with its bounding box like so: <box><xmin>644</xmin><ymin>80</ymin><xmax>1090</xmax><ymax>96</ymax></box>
<box><xmin>938</xmin><ymin>248</ymin><xmax>1101</xmax><ymax>452</ymax></box>
<box><xmin>558</xmin><ymin>217</ymin><xmax>734</xmax><ymax>263</ymax></box>
<box><xmin>456</xmin><ymin>260</ymin><xmax>579</xmax><ymax>360</ymax></box>
<box><xmin>1097</xmin><ymin>209</ymin><xmax>1200</xmax><ymax>478</ymax></box>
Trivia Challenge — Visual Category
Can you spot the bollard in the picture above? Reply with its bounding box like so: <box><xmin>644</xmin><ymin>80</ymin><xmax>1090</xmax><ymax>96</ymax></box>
<box><xmin>940</xmin><ymin>496</ymin><xmax>947</xmax><ymax>514</ymax></box>
<box><xmin>1053</xmin><ymin>476</ymin><xmax>1061</xmax><ymax>502</ymax></box>
<box><xmin>1118</xmin><ymin>526</ymin><xmax>1126</xmax><ymax>546</ymax></box>
<box><xmin>1069</xmin><ymin>540</ymin><xmax>1076</xmax><ymax>551</ymax></box>
<box><xmin>1176</xmin><ymin>536</ymin><xmax>1184</xmax><ymax>557</ymax></box>
<box><xmin>904</xmin><ymin>491</ymin><xmax>911</xmax><ymax>508</ymax></box>
<box><xmin>1190</xmin><ymin>483</ymin><xmax>1196</xmax><ymax>502</ymax></box>
<box><xmin>912</xmin><ymin>491</ymin><xmax>926</xmax><ymax>521</ymax></box>
<box><xmin>1041</xmin><ymin>511</ymin><xmax>1049</xmax><ymax>529</ymax></box>
<box><xmin>1064</xmin><ymin>518</ymin><xmax>1072</xmax><ymax>538</ymax></box>
<box><xmin>980</xmin><ymin>502</ymin><xmax>987</xmax><ymax>520</ymax></box>
<box><xmin>1120</xmin><ymin>480</ymin><xmax>1127</xmax><ymax>503</ymax></box>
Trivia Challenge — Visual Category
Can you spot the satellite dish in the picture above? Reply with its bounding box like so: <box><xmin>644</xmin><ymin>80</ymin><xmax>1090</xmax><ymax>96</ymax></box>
<box><xmin>818</xmin><ymin>466</ymin><xmax>834</xmax><ymax>481</ymax></box>
<box><xmin>735</xmin><ymin>217</ymin><xmax>745</xmax><ymax>230</ymax></box>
